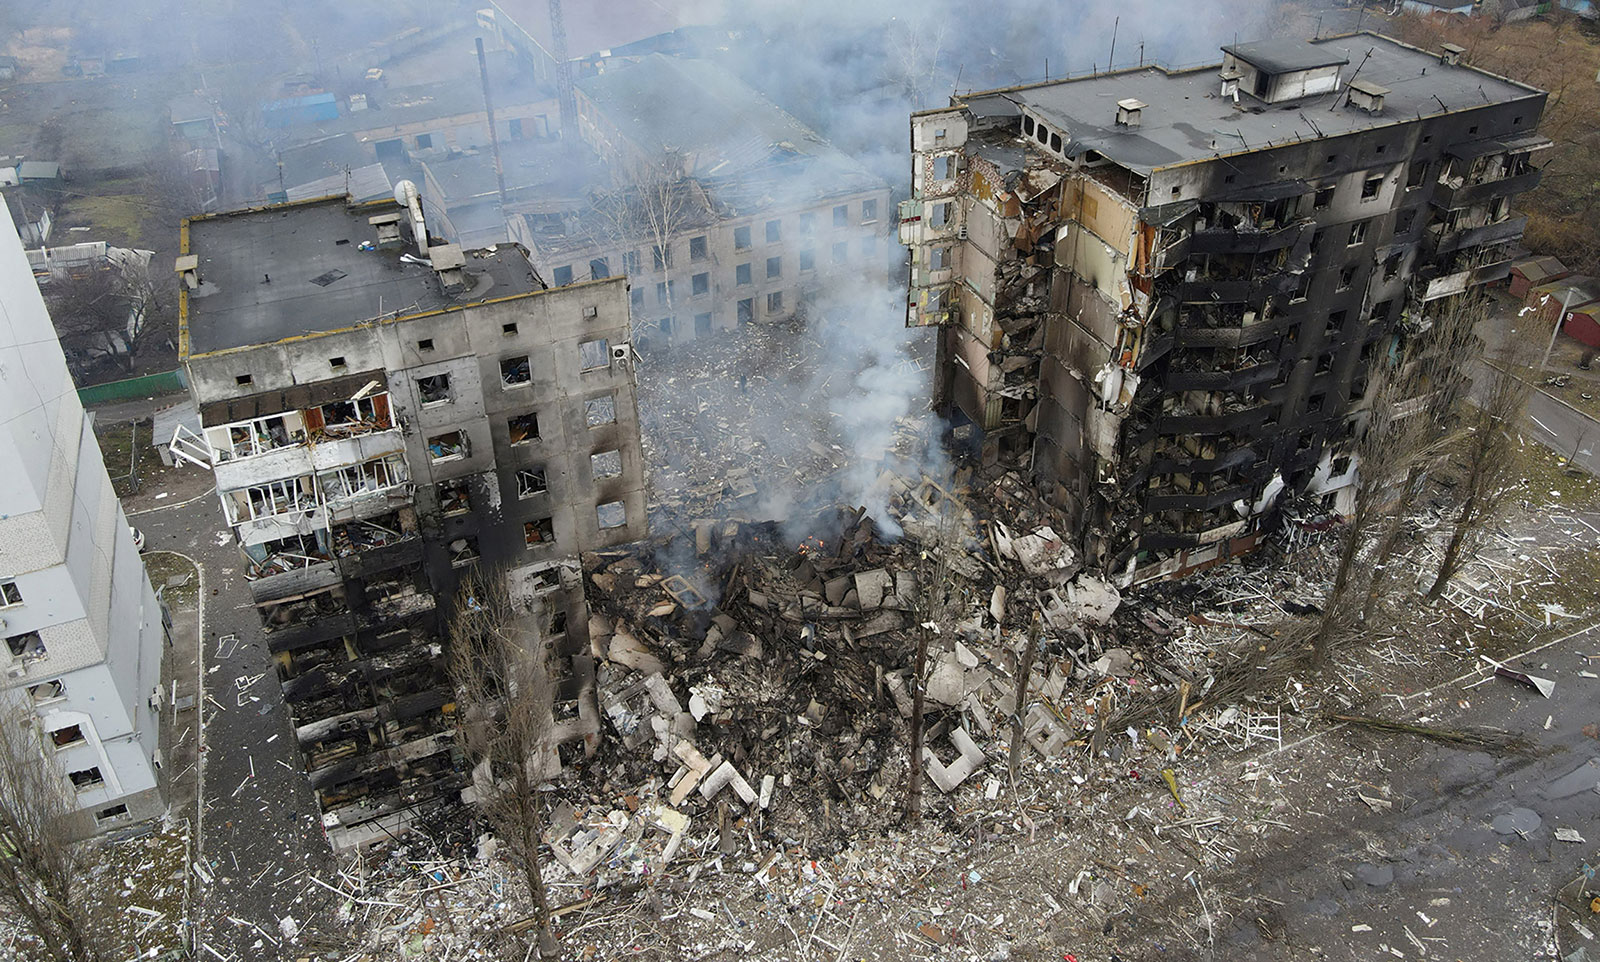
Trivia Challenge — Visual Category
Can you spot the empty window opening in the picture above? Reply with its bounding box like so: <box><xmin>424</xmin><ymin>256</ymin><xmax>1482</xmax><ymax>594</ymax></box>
<box><xmin>438</xmin><ymin>478</ymin><xmax>471</xmax><ymax>514</ymax></box>
<box><xmin>694</xmin><ymin>313</ymin><xmax>712</xmax><ymax>336</ymax></box>
<box><xmin>1314</xmin><ymin>186</ymin><xmax>1336</xmax><ymax>210</ymax></box>
<box><xmin>328</xmin><ymin>356</ymin><xmax>347</xmax><ymax>371</ymax></box>
<box><xmin>552</xmin><ymin>265</ymin><xmax>573</xmax><ymax>286</ymax></box>
<box><xmin>51</xmin><ymin>725</ymin><xmax>84</xmax><ymax>748</ymax></box>
<box><xmin>502</xmin><ymin>322</ymin><xmax>518</xmax><ymax>335</ymax></box>
<box><xmin>799</xmin><ymin>249</ymin><xmax>816</xmax><ymax>271</ymax></box>
<box><xmin>765</xmin><ymin>219</ymin><xmax>781</xmax><ymax>243</ymax></box>
<box><xmin>736</xmin><ymin>263</ymin><xmax>752</xmax><ymax>285</ymax></box>
<box><xmin>767</xmin><ymin>291</ymin><xmax>784</xmax><ymax>314</ymax></box>
<box><xmin>0</xmin><ymin>581</ymin><xmax>22</xmax><ymax>607</ymax></box>
<box><xmin>1361</xmin><ymin>174</ymin><xmax>1384</xmax><ymax>200</ymax></box>
<box><xmin>417</xmin><ymin>338</ymin><xmax>435</xmax><ymax>351</ymax></box>
<box><xmin>1383</xmin><ymin>255</ymin><xmax>1402</xmax><ymax>281</ymax></box>
<box><xmin>28</xmin><ymin>680</ymin><xmax>64</xmax><ymax>703</ymax></box>
<box><xmin>689</xmin><ymin>235</ymin><xmax>708</xmax><ymax>260</ymax></box>
<box><xmin>417</xmin><ymin>373</ymin><xmax>451</xmax><ymax>404</ymax></box>
<box><xmin>766</xmin><ymin>256</ymin><xmax>782</xmax><ymax>279</ymax></box>
<box><xmin>800</xmin><ymin>212</ymin><xmax>816</xmax><ymax>234</ymax></box>
<box><xmin>589</xmin><ymin>257</ymin><xmax>610</xmax><ymax>279</ymax></box>
<box><xmin>652</xmin><ymin>244</ymin><xmax>671</xmax><ymax>270</ymax></box>
<box><xmin>933</xmin><ymin>155</ymin><xmax>952</xmax><ymax>180</ymax></box>
<box><xmin>317</xmin><ymin>455</ymin><xmax>407</xmax><ymax>501</ymax></box>
<box><xmin>579</xmin><ymin>339</ymin><xmax>609</xmax><ymax>370</ymax></box>
<box><xmin>427</xmin><ymin>430</ymin><xmax>468</xmax><ymax>461</ymax></box>
<box><xmin>508</xmin><ymin>413</ymin><xmax>540</xmax><ymax>444</ymax></box>
<box><xmin>591</xmin><ymin>450</ymin><xmax>623</xmax><ymax>480</ymax></box>
<box><xmin>738</xmin><ymin>298</ymin><xmax>754</xmax><ymax>325</ymax></box>
<box><xmin>597</xmin><ymin>501</ymin><xmax>627</xmax><ymax>529</ymax></box>
<box><xmin>524</xmin><ymin>517</ymin><xmax>555</xmax><ymax>546</ymax></box>
<box><xmin>861</xmin><ymin>199</ymin><xmax>878</xmax><ymax>222</ymax></box>
<box><xmin>548</xmin><ymin>606</ymin><xmax>569</xmax><ymax>637</ymax></box>
<box><xmin>1326</xmin><ymin>310</ymin><xmax>1348</xmax><ymax>336</ymax></box>
<box><xmin>832</xmin><ymin>241</ymin><xmax>848</xmax><ymax>264</ymax></box>
<box><xmin>586</xmin><ymin>396</ymin><xmax>616</xmax><ymax>426</ymax></box>
<box><xmin>1336</xmin><ymin>265</ymin><xmax>1357</xmax><ymax>291</ymax></box>
<box><xmin>583</xmin><ymin>304</ymin><xmax>598</xmax><ymax>319</ymax></box>
<box><xmin>1407</xmin><ymin>161</ymin><xmax>1428</xmax><ymax>188</ymax></box>
<box><xmin>236</xmin><ymin>374</ymin><xmax>253</xmax><ymax>386</ymax></box>
<box><xmin>69</xmin><ymin>767</ymin><xmax>104</xmax><ymax>790</ymax></box>
<box><xmin>450</xmin><ymin>537</ymin><xmax>480</xmax><ymax>567</ymax></box>
<box><xmin>733</xmin><ymin>226</ymin><xmax>751</xmax><ymax>250</ymax></box>
<box><xmin>692</xmin><ymin>272</ymin><xmax>710</xmax><ymax>295</ymax></box>
<box><xmin>501</xmin><ymin>355</ymin><xmax>531</xmax><ymax>386</ymax></box>
<box><xmin>516</xmin><ymin>468</ymin><xmax>547</xmax><ymax>498</ymax></box>
<box><xmin>95</xmin><ymin>804</ymin><xmax>129</xmax><ymax>824</ymax></box>
<box><xmin>1348</xmin><ymin>220</ymin><xmax>1369</xmax><ymax>246</ymax></box>
<box><xmin>833</xmin><ymin>204</ymin><xmax>849</xmax><ymax>228</ymax></box>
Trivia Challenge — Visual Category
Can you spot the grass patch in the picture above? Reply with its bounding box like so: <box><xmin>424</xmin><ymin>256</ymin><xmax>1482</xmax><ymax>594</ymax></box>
<box><xmin>60</xmin><ymin>191</ymin><xmax>149</xmax><ymax>249</ymax></box>
<box><xmin>142</xmin><ymin>552</ymin><xmax>199</xmax><ymax>610</ymax></box>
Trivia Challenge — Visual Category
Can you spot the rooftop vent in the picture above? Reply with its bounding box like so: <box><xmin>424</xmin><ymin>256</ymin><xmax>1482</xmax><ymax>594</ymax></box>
<box><xmin>1346</xmin><ymin>79</ymin><xmax>1389</xmax><ymax>114</ymax></box>
<box><xmin>429</xmin><ymin>243</ymin><xmax>467</xmax><ymax>294</ymax></box>
<box><xmin>1115</xmin><ymin>98</ymin><xmax>1147</xmax><ymax>127</ymax></box>
<box><xmin>1440</xmin><ymin>43</ymin><xmax>1465</xmax><ymax>67</ymax></box>
<box><xmin>369</xmin><ymin>211</ymin><xmax>403</xmax><ymax>249</ymax></box>
<box><xmin>174</xmin><ymin>254</ymin><xmax>200</xmax><ymax>290</ymax></box>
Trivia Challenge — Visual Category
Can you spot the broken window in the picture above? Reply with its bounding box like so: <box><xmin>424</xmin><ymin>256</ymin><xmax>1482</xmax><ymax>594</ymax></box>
<box><xmin>737</xmin><ymin>298</ymin><xmax>754</xmax><ymax>325</ymax></box>
<box><xmin>736</xmin><ymin>263</ymin><xmax>751</xmax><ymax>285</ymax></box>
<box><xmin>579</xmin><ymin>339</ymin><xmax>609</xmax><ymax>370</ymax></box>
<box><xmin>1396</xmin><ymin>208</ymin><xmax>1417</xmax><ymax>234</ymax></box>
<box><xmin>553</xmin><ymin>265</ymin><xmax>573</xmax><ymax>286</ymax></box>
<box><xmin>733</xmin><ymin>226</ymin><xmax>751</xmax><ymax>250</ymax></box>
<box><xmin>417</xmin><ymin>373</ymin><xmax>451</xmax><ymax>404</ymax></box>
<box><xmin>51</xmin><ymin>724</ymin><xmax>84</xmax><ymax>748</ymax></box>
<box><xmin>516</xmin><ymin>467</ymin><xmax>547</xmax><ymax>498</ymax></box>
<box><xmin>799</xmin><ymin>212</ymin><xmax>816</xmax><ymax>234</ymax></box>
<box><xmin>833</xmin><ymin>204</ymin><xmax>848</xmax><ymax>228</ymax></box>
<box><xmin>655</xmin><ymin>279</ymin><xmax>675</xmax><ymax>303</ymax></box>
<box><xmin>585</xmin><ymin>395</ymin><xmax>616</xmax><ymax>426</ymax></box>
<box><xmin>799</xmin><ymin>249</ymin><xmax>815</xmax><ymax>271</ymax></box>
<box><xmin>1336</xmin><ymin>265</ymin><xmax>1356</xmax><ymax>291</ymax></box>
<box><xmin>622</xmin><ymin>250</ymin><xmax>641</xmax><ymax>274</ymax></box>
<box><xmin>1361</xmin><ymin>174</ymin><xmax>1384</xmax><ymax>200</ymax></box>
<box><xmin>1292</xmin><ymin>272</ymin><xmax>1312</xmax><ymax>302</ymax></box>
<box><xmin>652</xmin><ymin>244</ymin><xmax>671</xmax><ymax>270</ymax></box>
<box><xmin>2</xmin><ymin>580</ymin><xmax>24</xmax><ymax>607</ymax></box>
<box><xmin>417</xmin><ymin>338</ymin><xmax>434</xmax><ymax>352</ymax></box>
<box><xmin>1325</xmin><ymin>310</ymin><xmax>1348</xmax><ymax>336</ymax></box>
<box><xmin>1313</xmin><ymin>185</ymin><xmax>1335</xmax><ymax>210</ymax></box>
<box><xmin>591</xmin><ymin>449</ymin><xmax>623</xmax><ymax>480</ymax></box>
<box><xmin>765</xmin><ymin>219</ymin><xmax>781</xmax><ymax>243</ymax></box>
<box><xmin>589</xmin><ymin>257</ymin><xmax>610</xmax><ymax>279</ymax></box>
<box><xmin>695</xmin><ymin>313</ymin><xmax>712</xmax><ymax>335</ymax></box>
<box><xmin>438</xmin><ymin>478</ymin><xmax>471</xmax><ymax>514</ymax></box>
<box><xmin>658</xmin><ymin>317</ymin><xmax>673</xmax><ymax>335</ymax></box>
<box><xmin>508</xmin><ymin>412</ymin><xmax>540</xmax><ymax>444</ymax></box>
<box><xmin>548</xmin><ymin>605</ymin><xmax>569</xmax><ymax>637</ymax></box>
<box><xmin>767</xmin><ymin>291</ymin><xmax>784</xmax><ymax>314</ymax></box>
<box><xmin>933</xmin><ymin>155</ymin><xmax>952</xmax><ymax>180</ymax></box>
<box><xmin>328</xmin><ymin>355</ymin><xmax>347</xmax><ymax>372</ymax></box>
<box><xmin>7</xmin><ymin>630</ymin><xmax>45</xmax><ymax>663</ymax></box>
<box><xmin>27</xmin><ymin>680</ymin><xmax>63</xmax><ymax>703</ymax></box>
<box><xmin>596</xmin><ymin>501</ymin><xmax>626</xmax><ymax>529</ymax></box>
<box><xmin>69</xmin><ymin>767</ymin><xmax>104</xmax><ymax>790</ymax></box>
<box><xmin>96</xmin><ymin>804</ymin><xmax>130</xmax><ymax>824</ymax></box>
<box><xmin>500</xmin><ymin>355</ymin><xmax>532</xmax><ymax>387</ymax></box>
<box><xmin>832</xmin><ymin>241</ymin><xmax>848</xmax><ymax>264</ymax></box>
<box><xmin>861</xmin><ymin>199</ymin><xmax>878</xmax><ymax>222</ymax></box>
<box><xmin>689</xmin><ymin>235</ymin><xmax>707</xmax><ymax>260</ymax></box>
<box><xmin>503</xmin><ymin>321</ymin><xmax>519</xmax><ymax>336</ymax></box>
<box><xmin>450</xmin><ymin>537</ymin><xmax>480</xmax><ymax>567</ymax></box>
<box><xmin>427</xmin><ymin>431</ymin><xmax>468</xmax><ymax>461</ymax></box>
<box><xmin>1370</xmin><ymin>299</ymin><xmax>1394</xmax><ymax>322</ymax></box>
<box><xmin>692</xmin><ymin>272</ymin><xmax>709</xmax><ymax>295</ymax></box>
<box><xmin>929</xmin><ymin>246</ymin><xmax>951</xmax><ymax>270</ymax></box>
<box><xmin>766</xmin><ymin>255</ymin><xmax>782</xmax><ymax>279</ymax></box>
<box><xmin>929</xmin><ymin>201</ymin><xmax>949</xmax><ymax>228</ymax></box>
<box><xmin>318</xmin><ymin>394</ymin><xmax>389</xmax><ymax>432</ymax></box>
<box><xmin>319</xmin><ymin>455</ymin><xmax>407</xmax><ymax>502</ymax></box>
<box><xmin>524</xmin><ymin>517</ymin><xmax>555</xmax><ymax>546</ymax></box>
<box><xmin>1383</xmin><ymin>254</ymin><xmax>1402</xmax><ymax>281</ymax></box>
<box><xmin>1348</xmin><ymin>220</ymin><xmax>1370</xmax><ymax>246</ymax></box>
<box><xmin>1406</xmin><ymin>160</ymin><xmax>1428</xmax><ymax>189</ymax></box>
<box><xmin>232</xmin><ymin>477</ymin><xmax>318</xmax><ymax>522</ymax></box>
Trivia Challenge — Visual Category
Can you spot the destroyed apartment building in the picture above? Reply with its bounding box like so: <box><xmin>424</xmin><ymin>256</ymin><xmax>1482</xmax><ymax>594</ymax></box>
<box><xmin>904</xmin><ymin>33</ymin><xmax>1548</xmax><ymax>583</ymax></box>
<box><xmin>168</xmin><ymin>184</ymin><xmax>646</xmax><ymax>847</ymax></box>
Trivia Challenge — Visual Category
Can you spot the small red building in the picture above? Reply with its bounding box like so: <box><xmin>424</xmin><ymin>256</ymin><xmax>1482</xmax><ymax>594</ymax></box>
<box><xmin>1510</xmin><ymin>255</ymin><xmax>1569</xmax><ymax>299</ymax></box>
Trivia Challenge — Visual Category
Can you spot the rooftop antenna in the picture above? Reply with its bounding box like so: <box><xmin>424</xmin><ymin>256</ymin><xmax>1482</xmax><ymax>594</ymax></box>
<box><xmin>1109</xmin><ymin>17</ymin><xmax>1119</xmax><ymax>71</ymax></box>
<box><xmin>548</xmin><ymin>0</ymin><xmax>579</xmax><ymax>149</ymax></box>
<box><xmin>1315</xmin><ymin>15</ymin><xmax>1323</xmax><ymax>39</ymax></box>
<box><xmin>1330</xmin><ymin>47</ymin><xmax>1374</xmax><ymax>111</ymax></box>
<box><xmin>1045</xmin><ymin>57</ymin><xmax>1049</xmax><ymax>82</ymax></box>
<box><xmin>951</xmin><ymin>64</ymin><xmax>964</xmax><ymax>100</ymax></box>
<box><xmin>475</xmin><ymin>36</ymin><xmax>510</xmax><ymax>216</ymax></box>
<box><xmin>1139</xmin><ymin>41</ymin><xmax>1145</xmax><ymax>67</ymax></box>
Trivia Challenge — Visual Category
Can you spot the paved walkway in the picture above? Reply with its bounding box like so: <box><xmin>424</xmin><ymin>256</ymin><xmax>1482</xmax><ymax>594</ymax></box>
<box><xmin>1478</xmin><ymin>300</ymin><xmax>1598</xmax><ymax>475</ymax></box>
<box><xmin>138</xmin><ymin>485</ymin><xmax>333</xmax><ymax>961</ymax></box>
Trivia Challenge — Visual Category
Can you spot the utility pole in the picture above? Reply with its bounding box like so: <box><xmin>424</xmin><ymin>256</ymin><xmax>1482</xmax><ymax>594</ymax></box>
<box><xmin>475</xmin><ymin>37</ymin><xmax>510</xmax><ymax>217</ymax></box>
<box><xmin>548</xmin><ymin>0</ymin><xmax>579</xmax><ymax>149</ymax></box>
<box><xmin>1540</xmin><ymin>286</ymin><xmax>1575</xmax><ymax>372</ymax></box>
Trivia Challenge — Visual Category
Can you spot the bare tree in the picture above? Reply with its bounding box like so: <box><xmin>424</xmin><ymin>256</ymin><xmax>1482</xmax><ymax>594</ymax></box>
<box><xmin>1423</xmin><ymin>343</ymin><xmax>1530</xmax><ymax>602</ymax></box>
<box><xmin>1007</xmin><ymin>612</ymin><xmax>1042</xmax><ymax>783</ymax></box>
<box><xmin>42</xmin><ymin>268</ymin><xmax>148</xmax><ymax>379</ymax></box>
<box><xmin>903</xmin><ymin>508</ymin><xmax>961</xmax><ymax>825</ymax></box>
<box><xmin>0</xmin><ymin>703</ymin><xmax>104</xmax><ymax>962</ymax></box>
<box><xmin>448</xmin><ymin>569</ymin><xmax>561</xmax><ymax>958</ymax></box>
<box><xmin>1360</xmin><ymin>290</ymin><xmax>1487</xmax><ymax>621</ymax></box>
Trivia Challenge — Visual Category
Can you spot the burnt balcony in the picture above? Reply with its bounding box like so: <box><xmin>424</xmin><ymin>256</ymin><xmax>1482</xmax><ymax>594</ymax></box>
<box><xmin>1143</xmin><ymin>484</ymin><xmax>1248</xmax><ymax>512</ymax></box>
<box><xmin>1430</xmin><ymin>168</ymin><xmax>1542</xmax><ymax>211</ymax></box>
<box><xmin>1189</xmin><ymin>220</ymin><xmax>1308</xmax><ymax>256</ymax></box>
<box><xmin>266</xmin><ymin>610</ymin><xmax>359</xmax><ymax>654</ymax></box>
<box><xmin>338</xmin><ymin>536</ymin><xmax>424</xmax><ymax>581</ymax></box>
<box><xmin>248</xmin><ymin>559</ymin><xmax>340</xmax><ymax>604</ymax></box>
<box><xmin>1427</xmin><ymin>214</ymin><xmax>1527</xmax><ymax>258</ymax></box>
<box><xmin>1147</xmin><ymin>443</ymin><xmax>1262</xmax><ymax>477</ymax></box>
<box><xmin>1156</xmin><ymin>401</ymin><xmax>1278</xmax><ymax>435</ymax></box>
<box><xmin>1162</xmin><ymin>359</ymin><xmax>1281</xmax><ymax>392</ymax></box>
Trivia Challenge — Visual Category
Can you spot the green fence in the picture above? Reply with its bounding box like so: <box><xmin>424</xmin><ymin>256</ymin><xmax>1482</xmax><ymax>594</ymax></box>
<box><xmin>77</xmin><ymin>369</ymin><xmax>188</xmax><ymax>406</ymax></box>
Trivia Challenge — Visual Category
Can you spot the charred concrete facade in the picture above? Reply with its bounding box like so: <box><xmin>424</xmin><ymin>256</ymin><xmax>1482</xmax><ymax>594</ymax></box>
<box><xmin>905</xmin><ymin>33</ymin><xmax>1547</xmax><ymax>584</ymax></box>
<box><xmin>173</xmin><ymin>194</ymin><xmax>645</xmax><ymax>847</ymax></box>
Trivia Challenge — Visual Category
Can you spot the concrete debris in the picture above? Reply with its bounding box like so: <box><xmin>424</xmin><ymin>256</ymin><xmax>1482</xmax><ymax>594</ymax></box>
<box><xmin>923</xmin><ymin>725</ymin><xmax>986</xmax><ymax>793</ymax></box>
<box><xmin>1067</xmin><ymin>572</ymin><xmax>1122</xmax><ymax>624</ymax></box>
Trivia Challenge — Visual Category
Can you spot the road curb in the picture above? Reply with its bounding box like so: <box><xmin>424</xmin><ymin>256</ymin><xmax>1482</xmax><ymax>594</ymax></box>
<box><xmin>1486</xmin><ymin>359</ymin><xmax>1600</xmax><ymax>427</ymax></box>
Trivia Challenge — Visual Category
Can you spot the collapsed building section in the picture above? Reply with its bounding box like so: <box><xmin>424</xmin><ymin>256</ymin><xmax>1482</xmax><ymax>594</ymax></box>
<box><xmin>171</xmin><ymin>188</ymin><xmax>646</xmax><ymax>847</ymax></box>
<box><xmin>904</xmin><ymin>33</ymin><xmax>1548</xmax><ymax>583</ymax></box>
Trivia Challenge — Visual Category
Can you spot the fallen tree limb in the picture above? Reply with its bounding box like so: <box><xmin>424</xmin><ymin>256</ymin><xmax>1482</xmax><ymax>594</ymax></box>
<box><xmin>1324</xmin><ymin>713</ymin><xmax>1533</xmax><ymax>753</ymax></box>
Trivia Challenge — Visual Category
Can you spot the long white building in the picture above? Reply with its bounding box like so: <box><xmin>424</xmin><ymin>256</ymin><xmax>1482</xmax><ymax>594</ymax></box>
<box><xmin>0</xmin><ymin>217</ymin><xmax>165</xmax><ymax>834</ymax></box>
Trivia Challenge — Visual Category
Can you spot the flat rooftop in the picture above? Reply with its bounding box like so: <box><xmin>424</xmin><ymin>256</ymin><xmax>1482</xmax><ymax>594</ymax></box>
<box><xmin>963</xmin><ymin>32</ymin><xmax>1543</xmax><ymax>175</ymax></box>
<box><xmin>182</xmin><ymin>197</ymin><xmax>541</xmax><ymax>356</ymax></box>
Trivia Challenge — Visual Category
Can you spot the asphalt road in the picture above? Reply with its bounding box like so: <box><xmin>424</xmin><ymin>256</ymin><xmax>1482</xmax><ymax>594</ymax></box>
<box><xmin>137</xmin><ymin>488</ymin><xmax>333</xmax><ymax>961</ymax></box>
<box><xmin>1525</xmin><ymin>388</ymin><xmax>1598</xmax><ymax>475</ymax></box>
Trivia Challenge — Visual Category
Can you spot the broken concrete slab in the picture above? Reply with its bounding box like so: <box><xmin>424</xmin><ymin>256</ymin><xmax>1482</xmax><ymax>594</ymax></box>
<box><xmin>923</xmin><ymin>726</ymin><xmax>986</xmax><ymax>793</ymax></box>
<box><xmin>925</xmin><ymin>655</ymin><xmax>967</xmax><ymax>707</ymax></box>
<box><xmin>1068</xmin><ymin>573</ymin><xmax>1121</xmax><ymax>624</ymax></box>
<box><xmin>699</xmin><ymin>759</ymin><xmax>757</xmax><ymax>806</ymax></box>
<box><xmin>1091</xmin><ymin>648</ymin><xmax>1134</xmax><ymax>677</ymax></box>
<box><xmin>854</xmin><ymin>568</ymin><xmax>893</xmax><ymax>610</ymax></box>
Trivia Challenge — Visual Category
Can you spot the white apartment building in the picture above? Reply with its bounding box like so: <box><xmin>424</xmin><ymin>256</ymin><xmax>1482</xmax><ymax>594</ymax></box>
<box><xmin>0</xmin><ymin>217</ymin><xmax>165</xmax><ymax>835</ymax></box>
